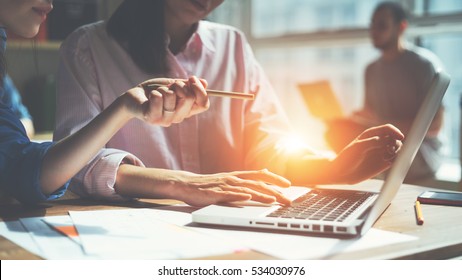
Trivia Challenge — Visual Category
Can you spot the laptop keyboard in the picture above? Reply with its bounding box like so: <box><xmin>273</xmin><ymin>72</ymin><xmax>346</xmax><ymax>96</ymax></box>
<box><xmin>267</xmin><ymin>189</ymin><xmax>375</xmax><ymax>222</ymax></box>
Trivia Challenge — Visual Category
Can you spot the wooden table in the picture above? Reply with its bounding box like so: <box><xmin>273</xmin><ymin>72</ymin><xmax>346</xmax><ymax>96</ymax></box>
<box><xmin>1</xmin><ymin>183</ymin><xmax>461</xmax><ymax>259</ymax></box>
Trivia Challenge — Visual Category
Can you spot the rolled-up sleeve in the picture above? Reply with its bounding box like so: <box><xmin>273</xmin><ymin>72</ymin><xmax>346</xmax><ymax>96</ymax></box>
<box><xmin>69</xmin><ymin>149</ymin><xmax>144</xmax><ymax>201</ymax></box>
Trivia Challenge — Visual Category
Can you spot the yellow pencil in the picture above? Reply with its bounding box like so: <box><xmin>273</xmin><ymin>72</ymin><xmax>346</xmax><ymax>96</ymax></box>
<box><xmin>145</xmin><ymin>84</ymin><xmax>255</xmax><ymax>100</ymax></box>
<box><xmin>415</xmin><ymin>200</ymin><xmax>424</xmax><ymax>225</ymax></box>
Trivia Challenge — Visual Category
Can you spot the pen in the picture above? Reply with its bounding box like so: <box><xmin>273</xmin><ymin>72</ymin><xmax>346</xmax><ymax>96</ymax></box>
<box><xmin>145</xmin><ymin>84</ymin><xmax>255</xmax><ymax>100</ymax></box>
<box><xmin>415</xmin><ymin>200</ymin><xmax>424</xmax><ymax>225</ymax></box>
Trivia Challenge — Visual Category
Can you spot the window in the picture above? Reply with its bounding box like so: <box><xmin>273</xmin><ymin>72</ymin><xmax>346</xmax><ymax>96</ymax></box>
<box><xmin>419</xmin><ymin>34</ymin><xmax>462</xmax><ymax>159</ymax></box>
<box><xmin>251</xmin><ymin>0</ymin><xmax>382</xmax><ymax>37</ymax></box>
<box><xmin>209</xmin><ymin>0</ymin><xmax>462</xmax><ymax>179</ymax></box>
<box><xmin>413</xmin><ymin>0</ymin><xmax>462</xmax><ymax>16</ymax></box>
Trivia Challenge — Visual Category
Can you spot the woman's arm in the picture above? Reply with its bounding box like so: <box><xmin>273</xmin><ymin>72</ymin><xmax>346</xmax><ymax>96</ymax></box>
<box><xmin>40</xmin><ymin>77</ymin><xmax>208</xmax><ymax>195</ymax></box>
<box><xmin>286</xmin><ymin>124</ymin><xmax>404</xmax><ymax>186</ymax></box>
<box><xmin>114</xmin><ymin>165</ymin><xmax>292</xmax><ymax>207</ymax></box>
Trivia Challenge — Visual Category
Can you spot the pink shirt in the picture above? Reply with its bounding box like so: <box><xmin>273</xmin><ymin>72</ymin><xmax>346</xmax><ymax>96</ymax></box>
<box><xmin>54</xmin><ymin>21</ymin><xmax>292</xmax><ymax>200</ymax></box>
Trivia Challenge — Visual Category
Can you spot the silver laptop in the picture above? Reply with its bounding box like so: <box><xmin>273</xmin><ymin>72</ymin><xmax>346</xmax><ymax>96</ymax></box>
<box><xmin>192</xmin><ymin>70</ymin><xmax>450</xmax><ymax>237</ymax></box>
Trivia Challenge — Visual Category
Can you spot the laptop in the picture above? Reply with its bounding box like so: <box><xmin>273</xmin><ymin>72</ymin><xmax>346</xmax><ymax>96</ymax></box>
<box><xmin>192</xmin><ymin>70</ymin><xmax>450</xmax><ymax>237</ymax></box>
<box><xmin>298</xmin><ymin>80</ymin><xmax>344</xmax><ymax>120</ymax></box>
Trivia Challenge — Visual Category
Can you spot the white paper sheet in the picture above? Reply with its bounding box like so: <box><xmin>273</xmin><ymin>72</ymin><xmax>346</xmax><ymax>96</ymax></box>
<box><xmin>106</xmin><ymin>206</ymin><xmax>417</xmax><ymax>260</ymax></box>
<box><xmin>144</xmin><ymin>205</ymin><xmax>418</xmax><ymax>260</ymax></box>
<box><xmin>42</xmin><ymin>216</ymin><xmax>82</xmax><ymax>245</ymax></box>
<box><xmin>191</xmin><ymin>226</ymin><xmax>417</xmax><ymax>259</ymax></box>
<box><xmin>0</xmin><ymin>220</ymin><xmax>42</xmax><ymax>257</ymax></box>
<box><xmin>69</xmin><ymin>208</ymin><xmax>244</xmax><ymax>259</ymax></box>
<box><xmin>19</xmin><ymin>217</ymin><xmax>92</xmax><ymax>259</ymax></box>
<box><xmin>72</xmin><ymin>206</ymin><xmax>417</xmax><ymax>259</ymax></box>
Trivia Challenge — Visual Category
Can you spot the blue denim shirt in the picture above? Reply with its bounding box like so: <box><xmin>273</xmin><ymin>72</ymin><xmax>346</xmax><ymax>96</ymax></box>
<box><xmin>0</xmin><ymin>28</ymin><xmax>68</xmax><ymax>204</ymax></box>
<box><xmin>1</xmin><ymin>75</ymin><xmax>32</xmax><ymax>120</ymax></box>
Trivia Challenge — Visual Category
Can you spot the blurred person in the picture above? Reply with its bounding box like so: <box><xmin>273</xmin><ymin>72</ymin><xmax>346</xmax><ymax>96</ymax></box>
<box><xmin>325</xmin><ymin>1</ymin><xmax>443</xmax><ymax>183</ymax></box>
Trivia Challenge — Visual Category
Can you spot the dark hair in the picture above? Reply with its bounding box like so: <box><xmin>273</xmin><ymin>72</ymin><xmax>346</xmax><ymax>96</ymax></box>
<box><xmin>374</xmin><ymin>1</ymin><xmax>408</xmax><ymax>23</ymax></box>
<box><xmin>106</xmin><ymin>0</ymin><xmax>167</xmax><ymax>74</ymax></box>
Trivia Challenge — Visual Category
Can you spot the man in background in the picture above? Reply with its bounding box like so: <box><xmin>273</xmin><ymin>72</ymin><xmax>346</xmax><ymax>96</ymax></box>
<box><xmin>325</xmin><ymin>1</ymin><xmax>444</xmax><ymax>183</ymax></box>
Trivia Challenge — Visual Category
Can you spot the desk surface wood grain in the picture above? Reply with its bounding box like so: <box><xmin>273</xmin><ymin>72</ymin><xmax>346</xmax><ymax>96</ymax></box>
<box><xmin>1</xmin><ymin>184</ymin><xmax>461</xmax><ymax>260</ymax></box>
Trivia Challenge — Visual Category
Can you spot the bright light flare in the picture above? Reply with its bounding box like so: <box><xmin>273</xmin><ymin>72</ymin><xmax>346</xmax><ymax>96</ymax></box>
<box><xmin>275</xmin><ymin>134</ymin><xmax>312</xmax><ymax>155</ymax></box>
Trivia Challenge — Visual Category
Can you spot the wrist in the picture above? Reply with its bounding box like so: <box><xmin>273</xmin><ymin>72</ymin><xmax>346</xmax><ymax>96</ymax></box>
<box><xmin>115</xmin><ymin>93</ymin><xmax>137</xmax><ymax>122</ymax></box>
<box><xmin>115</xmin><ymin>165</ymin><xmax>187</xmax><ymax>200</ymax></box>
<box><xmin>160</xmin><ymin>170</ymin><xmax>190</xmax><ymax>200</ymax></box>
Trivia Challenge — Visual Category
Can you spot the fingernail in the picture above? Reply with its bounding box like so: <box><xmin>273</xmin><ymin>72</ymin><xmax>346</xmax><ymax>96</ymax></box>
<box><xmin>191</xmin><ymin>76</ymin><xmax>200</xmax><ymax>85</ymax></box>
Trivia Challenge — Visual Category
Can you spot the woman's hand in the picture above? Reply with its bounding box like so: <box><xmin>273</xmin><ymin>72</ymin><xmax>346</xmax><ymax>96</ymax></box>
<box><xmin>119</xmin><ymin>76</ymin><xmax>209</xmax><ymax>126</ymax></box>
<box><xmin>328</xmin><ymin>124</ymin><xmax>404</xmax><ymax>184</ymax></box>
<box><xmin>168</xmin><ymin>169</ymin><xmax>292</xmax><ymax>207</ymax></box>
<box><xmin>115</xmin><ymin>166</ymin><xmax>292</xmax><ymax>207</ymax></box>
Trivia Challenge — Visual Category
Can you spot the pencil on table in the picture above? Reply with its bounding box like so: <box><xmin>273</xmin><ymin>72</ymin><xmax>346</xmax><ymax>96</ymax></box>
<box><xmin>145</xmin><ymin>84</ymin><xmax>255</xmax><ymax>100</ymax></box>
<box><xmin>415</xmin><ymin>200</ymin><xmax>424</xmax><ymax>225</ymax></box>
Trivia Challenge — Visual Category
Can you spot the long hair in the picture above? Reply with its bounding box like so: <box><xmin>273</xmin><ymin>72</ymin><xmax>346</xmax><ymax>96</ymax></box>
<box><xmin>106</xmin><ymin>0</ymin><xmax>167</xmax><ymax>75</ymax></box>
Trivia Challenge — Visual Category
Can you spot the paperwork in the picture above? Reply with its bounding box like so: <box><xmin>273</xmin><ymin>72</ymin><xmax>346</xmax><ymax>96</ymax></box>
<box><xmin>20</xmin><ymin>217</ymin><xmax>89</xmax><ymax>259</ymax></box>
<box><xmin>69</xmin><ymin>208</ymin><xmax>242</xmax><ymax>259</ymax></box>
<box><xmin>192</xmin><ymin>226</ymin><xmax>417</xmax><ymax>259</ymax></box>
<box><xmin>0</xmin><ymin>220</ymin><xmax>41</xmax><ymax>257</ymax></box>
<box><xmin>0</xmin><ymin>207</ymin><xmax>417</xmax><ymax>259</ymax></box>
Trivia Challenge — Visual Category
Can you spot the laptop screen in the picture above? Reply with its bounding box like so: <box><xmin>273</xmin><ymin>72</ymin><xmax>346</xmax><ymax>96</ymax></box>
<box><xmin>360</xmin><ymin>70</ymin><xmax>450</xmax><ymax>235</ymax></box>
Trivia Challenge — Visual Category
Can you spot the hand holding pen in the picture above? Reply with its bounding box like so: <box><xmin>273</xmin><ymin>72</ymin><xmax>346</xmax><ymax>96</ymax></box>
<box><xmin>146</xmin><ymin>82</ymin><xmax>255</xmax><ymax>100</ymax></box>
<box><xmin>119</xmin><ymin>76</ymin><xmax>209</xmax><ymax>126</ymax></box>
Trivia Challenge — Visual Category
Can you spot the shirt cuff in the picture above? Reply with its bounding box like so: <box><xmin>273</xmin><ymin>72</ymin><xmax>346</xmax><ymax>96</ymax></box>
<box><xmin>71</xmin><ymin>152</ymin><xmax>145</xmax><ymax>201</ymax></box>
